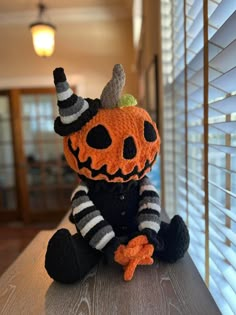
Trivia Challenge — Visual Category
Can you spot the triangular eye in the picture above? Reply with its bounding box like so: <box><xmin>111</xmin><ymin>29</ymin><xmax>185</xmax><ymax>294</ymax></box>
<box><xmin>123</xmin><ymin>136</ymin><xmax>137</xmax><ymax>159</ymax></box>
<box><xmin>144</xmin><ymin>121</ymin><xmax>157</xmax><ymax>142</ymax></box>
<box><xmin>86</xmin><ymin>124</ymin><xmax>112</xmax><ymax>149</ymax></box>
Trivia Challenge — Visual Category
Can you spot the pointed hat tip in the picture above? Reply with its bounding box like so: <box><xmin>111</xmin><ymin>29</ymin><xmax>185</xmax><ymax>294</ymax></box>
<box><xmin>53</xmin><ymin>67</ymin><xmax>66</xmax><ymax>84</ymax></box>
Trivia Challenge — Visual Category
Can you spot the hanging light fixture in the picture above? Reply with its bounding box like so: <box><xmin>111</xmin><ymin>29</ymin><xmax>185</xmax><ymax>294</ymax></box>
<box><xmin>29</xmin><ymin>1</ymin><xmax>56</xmax><ymax>57</ymax></box>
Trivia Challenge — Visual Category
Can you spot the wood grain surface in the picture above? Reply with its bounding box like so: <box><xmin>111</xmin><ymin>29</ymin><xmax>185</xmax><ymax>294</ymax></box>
<box><xmin>0</xmin><ymin>216</ymin><xmax>221</xmax><ymax>315</ymax></box>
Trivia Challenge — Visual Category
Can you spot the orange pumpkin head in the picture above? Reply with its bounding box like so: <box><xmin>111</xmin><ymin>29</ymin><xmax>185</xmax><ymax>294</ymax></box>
<box><xmin>54</xmin><ymin>65</ymin><xmax>160</xmax><ymax>183</ymax></box>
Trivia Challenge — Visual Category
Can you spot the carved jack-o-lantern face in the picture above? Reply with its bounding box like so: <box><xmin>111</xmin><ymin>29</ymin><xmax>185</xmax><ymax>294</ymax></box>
<box><xmin>53</xmin><ymin>64</ymin><xmax>161</xmax><ymax>182</ymax></box>
<box><xmin>63</xmin><ymin>106</ymin><xmax>160</xmax><ymax>183</ymax></box>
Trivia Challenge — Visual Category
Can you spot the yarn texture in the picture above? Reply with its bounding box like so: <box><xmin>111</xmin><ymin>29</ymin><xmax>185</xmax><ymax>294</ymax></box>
<box><xmin>45</xmin><ymin>64</ymin><xmax>190</xmax><ymax>283</ymax></box>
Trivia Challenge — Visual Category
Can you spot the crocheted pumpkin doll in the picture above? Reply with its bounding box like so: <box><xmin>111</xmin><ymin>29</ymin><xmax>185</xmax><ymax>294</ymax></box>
<box><xmin>45</xmin><ymin>64</ymin><xmax>189</xmax><ymax>283</ymax></box>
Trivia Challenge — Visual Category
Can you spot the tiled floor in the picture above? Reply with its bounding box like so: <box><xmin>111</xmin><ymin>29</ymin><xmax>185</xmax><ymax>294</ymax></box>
<box><xmin>0</xmin><ymin>222</ymin><xmax>56</xmax><ymax>276</ymax></box>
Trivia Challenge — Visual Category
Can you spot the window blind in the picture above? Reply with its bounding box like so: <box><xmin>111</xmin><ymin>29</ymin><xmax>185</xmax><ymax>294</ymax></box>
<box><xmin>161</xmin><ymin>1</ymin><xmax>236</xmax><ymax>314</ymax></box>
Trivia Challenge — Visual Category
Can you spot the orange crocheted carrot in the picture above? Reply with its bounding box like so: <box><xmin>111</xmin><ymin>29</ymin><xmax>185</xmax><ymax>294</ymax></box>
<box><xmin>123</xmin><ymin>244</ymin><xmax>154</xmax><ymax>281</ymax></box>
<box><xmin>114</xmin><ymin>235</ymin><xmax>154</xmax><ymax>281</ymax></box>
<box><xmin>127</xmin><ymin>235</ymin><xmax>149</xmax><ymax>247</ymax></box>
<box><xmin>115</xmin><ymin>245</ymin><xmax>130</xmax><ymax>266</ymax></box>
<box><xmin>115</xmin><ymin>236</ymin><xmax>148</xmax><ymax>265</ymax></box>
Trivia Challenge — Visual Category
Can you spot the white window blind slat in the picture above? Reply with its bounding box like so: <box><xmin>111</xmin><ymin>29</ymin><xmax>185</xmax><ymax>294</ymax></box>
<box><xmin>188</xmin><ymin>87</ymin><xmax>203</xmax><ymax>103</ymax></box>
<box><xmin>187</xmin><ymin>0</ymin><xmax>202</xmax><ymax>18</ymax></box>
<box><xmin>188</xmin><ymin>168</ymin><xmax>204</xmax><ymax>181</ymax></box>
<box><xmin>209</xmin><ymin>144</ymin><xmax>236</xmax><ymax>154</ymax></box>
<box><xmin>211</xmin><ymin>257</ymin><xmax>236</xmax><ymax>296</ymax></box>
<box><xmin>210</xmin><ymin>278</ymin><xmax>234</xmax><ymax>315</ymax></box>
<box><xmin>188</xmin><ymin>68</ymin><xmax>204</xmax><ymax>86</ymax></box>
<box><xmin>209</xmin><ymin>95</ymin><xmax>236</xmax><ymax>115</ymax></box>
<box><xmin>210</xmin><ymin>10</ymin><xmax>236</xmax><ymax>47</ymax></box>
<box><xmin>188</xmin><ymin>203</ymin><xmax>204</xmax><ymax>219</ymax></box>
<box><xmin>188</xmin><ymin>142</ymin><xmax>204</xmax><ymax>148</ymax></box>
<box><xmin>209</xmin><ymin>268</ymin><xmax>236</xmax><ymax>314</ymax></box>
<box><xmin>188</xmin><ymin>10</ymin><xmax>203</xmax><ymax>38</ymax></box>
<box><xmin>161</xmin><ymin>1</ymin><xmax>236</xmax><ymax>313</ymax></box>
<box><xmin>188</xmin><ymin>106</ymin><xmax>203</xmax><ymax>117</ymax></box>
<box><xmin>208</xmin><ymin>86</ymin><xmax>226</xmax><ymax>102</ymax></box>
<box><xmin>209</xmin><ymin>216</ymin><xmax>236</xmax><ymax>246</ymax></box>
<box><xmin>188</xmin><ymin>125</ymin><xmax>204</xmax><ymax>133</ymax></box>
<box><xmin>187</xmin><ymin>81</ymin><xmax>200</xmax><ymax>94</ymax></box>
<box><xmin>187</xmin><ymin>155</ymin><xmax>203</xmax><ymax>163</ymax></box>
<box><xmin>210</xmin><ymin>238</ymin><xmax>236</xmax><ymax>271</ymax></box>
<box><xmin>209</xmin><ymin>197</ymin><xmax>236</xmax><ymax>220</ymax></box>
<box><xmin>188</xmin><ymin>219</ymin><xmax>205</xmax><ymax>238</ymax></box>
<box><xmin>211</xmin><ymin>66</ymin><xmax>236</xmax><ymax>94</ymax></box>
<box><xmin>187</xmin><ymin>181</ymin><xmax>205</xmax><ymax>198</ymax></box>
<box><xmin>209</xmin><ymin>180</ymin><xmax>236</xmax><ymax>198</ymax></box>
<box><xmin>209</xmin><ymin>68</ymin><xmax>222</xmax><ymax>82</ymax></box>
<box><xmin>188</xmin><ymin>41</ymin><xmax>222</xmax><ymax>74</ymax></box>
<box><xmin>209</xmin><ymin>162</ymin><xmax>236</xmax><ymax>176</ymax></box>
<box><xmin>210</xmin><ymin>40</ymin><xmax>236</xmax><ymax>74</ymax></box>
<box><xmin>188</xmin><ymin>30</ymin><xmax>203</xmax><ymax>56</ymax></box>
<box><xmin>209</xmin><ymin>0</ymin><xmax>236</xmax><ymax>29</ymax></box>
<box><xmin>188</xmin><ymin>49</ymin><xmax>203</xmax><ymax>71</ymax></box>
<box><xmin>188</xmin><ymin>198</ymin><xmax>205</xmax><ymax>216</ymax></box>
<box><xmin>209</xmin><ymin>121</ymin><xmax>236</xmax><ymax>134</ymax></box>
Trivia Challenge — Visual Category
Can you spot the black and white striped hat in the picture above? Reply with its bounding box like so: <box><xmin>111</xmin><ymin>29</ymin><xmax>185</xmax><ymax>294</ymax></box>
<box><xmin>53</xmin><ymin>68</ymin><xmax>100</xmax><ymax>136</ymax></box>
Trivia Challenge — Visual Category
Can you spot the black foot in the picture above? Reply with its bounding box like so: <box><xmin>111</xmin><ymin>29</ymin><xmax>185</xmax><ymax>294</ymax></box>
<box><xmin>45</xmin><ymin>229</ymin><xmax>82</xmax><ymax>283</ymax></box>
<box><xmin>156</xmin><ymin>215</ymin><xmax>190</xmax><ymax>263</ymax></box>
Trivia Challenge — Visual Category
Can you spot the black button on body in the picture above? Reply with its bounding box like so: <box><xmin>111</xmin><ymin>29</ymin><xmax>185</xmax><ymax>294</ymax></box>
<box><xmin>121</xmin><ymin>226</ymin><xmax>128</xmax><ymax>230</ymax></box>
<box><xmin>121</xmin><ymin>211</ymin><xmax>126</xmax><ymax>216</ymax></box>
<box><xmin>119</xmin><ymin>194</ymin><xmax>125</xmax><ymax>200</ymax></box>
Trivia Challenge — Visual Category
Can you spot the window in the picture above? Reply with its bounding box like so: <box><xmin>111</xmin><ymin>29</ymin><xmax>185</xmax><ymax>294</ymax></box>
<box><xmin>161</xmin><ymin>1</ymin><xmax>236</xmax><ymax>314</ymax></box>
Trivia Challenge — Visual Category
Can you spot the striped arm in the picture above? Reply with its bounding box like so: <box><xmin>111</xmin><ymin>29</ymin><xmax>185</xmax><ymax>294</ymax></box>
<box><xmin>71</xmin><ymin>182</ymin><xmax>116</xmax><ymax>251</ymax></box>
<box><xmin>138</xmin><ymin>176</ymin><xmax>161</xmax><ymax>234</ymax></box>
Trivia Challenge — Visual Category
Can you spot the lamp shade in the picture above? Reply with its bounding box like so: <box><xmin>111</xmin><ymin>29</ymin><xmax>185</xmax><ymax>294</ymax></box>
<box><xmin>30</xmin><ymin>22</ymin><xmax>56</xmax><ymax>57</ymax></box>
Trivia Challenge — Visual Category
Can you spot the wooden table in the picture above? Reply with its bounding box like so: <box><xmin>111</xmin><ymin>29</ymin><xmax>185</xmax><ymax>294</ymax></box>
<box><xmin>0</xmin><ymin>214</ymin><xmax>221</xmax><ymax>315</ymax></box>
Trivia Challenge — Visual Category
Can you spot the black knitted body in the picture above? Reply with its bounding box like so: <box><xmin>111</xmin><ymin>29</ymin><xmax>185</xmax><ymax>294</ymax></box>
<box><xmin>81</xmin><ymin>178</ymin><xmax>189</xmax><ymax>261</ymax></box>
<box><xmin>87</xmin><ymin>179</ymin><xmax>140</xmax><ymax>237</ymax></box>
<box><xmin>46</xmin><ymin>179</ymin><xmax>190</xmax><ymax>283</ymax></box>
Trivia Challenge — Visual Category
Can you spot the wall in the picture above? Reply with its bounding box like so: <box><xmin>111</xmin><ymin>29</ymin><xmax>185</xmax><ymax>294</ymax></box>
<box><xmin>137</xmin><ymin>0</ymin><xmax>163</xmax><ymax>100</ymax></box>
<box><xmin>141</xmin><ymin>1</ymin><xmax>162</xmax><ymax>72</ymax></box>
<box><xmin>137</xmin><ymin>0</ymin><xmax>165</xmax><ymax>204</ymax></box>
<box><xmin>0</xmin><ymin>17</ymin><xmax>138</xmax><ymax>99</ymax></box>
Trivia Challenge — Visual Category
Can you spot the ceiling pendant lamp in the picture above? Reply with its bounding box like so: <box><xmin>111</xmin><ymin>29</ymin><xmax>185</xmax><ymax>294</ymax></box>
<box><xmin>29</xmin><ymin>1</ymin><xmax>56</xmax><ymax>57</ymax></box>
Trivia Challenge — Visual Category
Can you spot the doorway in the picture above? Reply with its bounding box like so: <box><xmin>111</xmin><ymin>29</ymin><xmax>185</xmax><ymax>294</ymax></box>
<box><xmin>0</xmin><ymin>88</ymin><xmax>77</xmax><ymax>223</ymax></box>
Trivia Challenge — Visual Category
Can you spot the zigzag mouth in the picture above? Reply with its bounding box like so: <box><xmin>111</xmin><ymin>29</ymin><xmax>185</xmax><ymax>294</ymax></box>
<box><xmin>68</xmin><ymin>139</ymin><xmax>156</xmax><ymax>181</ymax></box>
